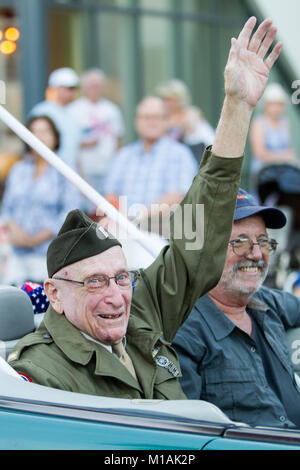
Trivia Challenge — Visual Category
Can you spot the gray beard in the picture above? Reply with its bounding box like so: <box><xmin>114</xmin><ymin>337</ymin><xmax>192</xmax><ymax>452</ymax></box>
<box><xmin>219</xmin><ymin>259</ymin><xmax>269</xmax><ymax>298</ymax></box>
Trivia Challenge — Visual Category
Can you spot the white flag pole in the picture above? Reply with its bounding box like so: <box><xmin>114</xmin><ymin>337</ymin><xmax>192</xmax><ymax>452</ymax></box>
<box><xmin>0</xmin><ymin>105</ymin><xmax>164</xmax><ymax>258</ymax></box>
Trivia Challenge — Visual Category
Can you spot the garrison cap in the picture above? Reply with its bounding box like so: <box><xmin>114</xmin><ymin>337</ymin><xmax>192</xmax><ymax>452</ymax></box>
<box><xmin>47</xmin><ymin>209</ymin><xmax>122</xmax><ymax>277</ymax></box>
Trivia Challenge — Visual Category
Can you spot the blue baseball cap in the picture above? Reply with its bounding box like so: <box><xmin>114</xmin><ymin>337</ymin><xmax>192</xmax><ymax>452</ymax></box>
<box><xmin>234</xmin><ymin>189</ymin><xmax>286</xmax><ymax>229</ymax></box>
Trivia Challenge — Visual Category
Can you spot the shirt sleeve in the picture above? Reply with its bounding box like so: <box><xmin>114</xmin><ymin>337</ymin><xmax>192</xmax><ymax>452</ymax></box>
<box><xmin>132</xmin><ymin>147</ymin><xmax>243</xmax><ymax>341</ymax></box>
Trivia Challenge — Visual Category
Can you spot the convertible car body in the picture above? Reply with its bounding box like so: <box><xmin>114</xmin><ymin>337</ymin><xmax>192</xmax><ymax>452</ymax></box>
<box><xmin>1</xmin><ymin>368</ymin><xmax>300</xmax><ymax>450</ymax></box>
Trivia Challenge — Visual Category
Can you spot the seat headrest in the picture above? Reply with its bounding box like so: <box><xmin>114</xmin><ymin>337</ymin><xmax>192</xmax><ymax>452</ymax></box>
<box><xmin>0</xmin><ymin>285</ymin><xmax>35</xmax><ymax>341</ymax></box>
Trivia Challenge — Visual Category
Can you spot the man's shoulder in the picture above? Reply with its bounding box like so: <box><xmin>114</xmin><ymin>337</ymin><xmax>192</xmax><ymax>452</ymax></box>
<box><xmin>7</xmin><ymin>327</ymin><xmax>54</xmax><ymax>365</ymax></box>
<box><xmin>7</xmin><ymin>329</ymin><xmax>77</xmax><ymax>388</ymax></box>
<box><xmin>174</xmin><ymin>294</ymin><xmax>211</xmax><ymax>333</ymax></box>
<box><xmin>253</xmin><ymin>285</ymin><xmax>298</xmax><ymax>309</ymax></box>
<box><xmin>6</xmin><ymin>157</ymin><xmax>32</xmax><ymax>178</ymax></box>
<box><xmin>67</xmin><ymin>96</ymin><xmax>87</xmax><ymax>111</ymax></box>
<box><xmin>158</xmin><ymin>136</ymin><xmax>195</xmax><ymax>158</ymax></box>
<box><xmin>29</xmin><ymin>100</ymin><xmax>66</xmax><ymax>128</ymax></box>
<box><xmin>30</xmin><ymin>100</ymin><xmax>59</xmax><ymax>115</ymax></box>
<box><xmin>97</xmin><ymin>98</ymin><xmax>122</xmax><ymax>113</ymax></box>
<box><xmin>115</xmin><ymin>140</ymin><xmax>141</xmax><ymax>157</ymax></box>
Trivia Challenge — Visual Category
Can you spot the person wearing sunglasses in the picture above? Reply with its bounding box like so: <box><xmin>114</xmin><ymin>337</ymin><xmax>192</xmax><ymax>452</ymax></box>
<box><xmin>8</xmin><ymin>18</ymin><xmax>282</xmax><ymax>400</ymax></box>
<box><xmin>174</xmin><ymin>188</ymin><xmax>300</xmax><ymax>428</ymax></box>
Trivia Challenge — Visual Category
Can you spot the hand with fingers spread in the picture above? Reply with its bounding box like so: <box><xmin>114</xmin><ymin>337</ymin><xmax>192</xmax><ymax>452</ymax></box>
<box><xmin>224</xmin><ymin>17</ymin><xmax>282</xmax><ymax>108</ymax></box>
<box><xmin>213</xmin><ymin>17</ymin><xmax>282</xmax><ymax>158</ymax></box>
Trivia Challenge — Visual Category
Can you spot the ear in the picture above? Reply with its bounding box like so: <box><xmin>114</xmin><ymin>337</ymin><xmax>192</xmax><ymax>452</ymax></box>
<box><xmin>44</xmin><ymin>279</ymin><xmax>64</xmax><ymax>314</ymax></box>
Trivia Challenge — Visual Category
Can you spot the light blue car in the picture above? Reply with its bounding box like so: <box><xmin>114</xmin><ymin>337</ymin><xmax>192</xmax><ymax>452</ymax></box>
<box><xmin>1</xmin><ymin>285</ymin><xmax>300</xmax><ymax>451</ymax></box>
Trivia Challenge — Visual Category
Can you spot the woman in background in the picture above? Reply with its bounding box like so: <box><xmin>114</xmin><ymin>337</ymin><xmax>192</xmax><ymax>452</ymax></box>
<box><xmin>0</xmin><ymin>115</ymin><xmax>82</xmax><ymax>285</ymax></box>
<box><xmin>155</xmin><ymin>78</ymin><xmax>215</xmax><ymax>162</ymax></box>
<box><xmin>250</xmin><ymin>83</ymin><xmax>297</xmax><ymax>178</ymax></box>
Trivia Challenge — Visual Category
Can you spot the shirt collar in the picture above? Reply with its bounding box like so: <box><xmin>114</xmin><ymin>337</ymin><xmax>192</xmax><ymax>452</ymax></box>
<box><xmin>81</xmin><ymin>331</ymin><xmax>112</xmax><ymax>353</ymax></box>
<box><xmin>196</xmin><ymin>295</ymin><xmax>236</xmax><ymax>341</ymax></box>
<box><xmin>137</xmin><ymin>135</ymin><xmax>169</xmax><ymax>155</ymax></box>
<box><xmin>197</xmin><ymin>292</ymin><xmax>269</xmax><ymax>341</ymax></box>
<box><xmin>80</xmin><ymin>331</ymin><xmax>127</xmax><ymax>353</ymax></box>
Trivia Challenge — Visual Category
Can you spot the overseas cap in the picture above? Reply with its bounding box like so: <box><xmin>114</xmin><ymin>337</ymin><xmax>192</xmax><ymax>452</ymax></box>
<box><xmin>47</xmin><ymin>209</ymin><xmax>122</xmax><ymax>278</ymax></box>
<box><xmin>234</xmin><ymin>189</ymin><xmax>286</xmax><ymax>229</ymax></box>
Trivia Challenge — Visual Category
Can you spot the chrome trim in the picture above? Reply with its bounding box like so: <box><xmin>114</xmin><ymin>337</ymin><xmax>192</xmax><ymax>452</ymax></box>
<box><xmin>224</xmin><ymin>426</ymin><xmax>300</xmax><ymax>446</ymax></box>
<box><xmin>0</xmin><ymin>395</ymin><xmax>228</xmax><ymax>437</ymax></box>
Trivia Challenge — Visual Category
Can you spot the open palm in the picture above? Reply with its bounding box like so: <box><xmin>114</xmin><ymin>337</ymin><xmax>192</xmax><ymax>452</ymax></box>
<box><xmin>224</xmin><ymin>18</ymin><xmax>282</xmax><ymax>108</ymax></box>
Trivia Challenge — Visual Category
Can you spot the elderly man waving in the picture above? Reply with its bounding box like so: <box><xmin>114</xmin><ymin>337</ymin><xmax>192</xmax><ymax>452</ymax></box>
<box><xmin>9</xmin><ymin>18</ymin><xmax>282</xmax><ymax>399</ymax></box>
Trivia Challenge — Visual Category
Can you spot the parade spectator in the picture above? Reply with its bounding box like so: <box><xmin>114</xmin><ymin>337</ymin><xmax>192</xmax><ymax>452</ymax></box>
<box><xmin>102</xmin><ymin>95</ymin><xmax>198</xmax><ymax>223</ymax></box>
<box><xmin>68</xmin><ymin>68</ymin><xmax>125</xmax><ymax>195</ymax></box>
<box><xmin>156</xmin><ymin>79</ymin><xmax>215</xmax><ymax>162</ymax></box>
<box><xmin>29</xmin><ymin>67</ymin><xmax>81</xmax><ymax>169</ymax></box>
<box><xmin>182</xmin><ymin>106</ymin><xmax>216</xmax><ymax>163</ymax></box>
<box><xmin>250</xmin><ymin>82</ymin><xmax>297</xmax><ymax>184</ymax></box>
<box><xmin>174</xmin><ymin>189</ymin><xmax>300</xmax><ymax>428</ymax></box>
<box><xmin>0</xmin><ymin>116</ymin><xmax>83</xmax><ymax>285</ymax></box>
<box><xmin>155</xmin><ymin>79</ymin><xmax>191</xmax><ymax>141</ymax></box>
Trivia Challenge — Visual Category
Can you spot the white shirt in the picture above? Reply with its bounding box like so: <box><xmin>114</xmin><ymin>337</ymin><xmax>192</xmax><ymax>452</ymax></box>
<box><xmin>81</xmin><ymin>331</ymin><xmax>127</xmax><ymax>359</ymax></box>
<box><xmin>68</xmin><ymin>97</ymin><xmax>125</xmax><ymax>176</ymax></box>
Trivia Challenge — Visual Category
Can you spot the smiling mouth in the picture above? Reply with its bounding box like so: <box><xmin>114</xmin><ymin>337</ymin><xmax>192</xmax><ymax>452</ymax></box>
<box><xmin>99</xmin><ymin>313</ymin><xmax>123</xmax><ymax>320</ymax></box>
<box><xmin>239</xmin><ymin>267</ymin><xmax>260</xmax><ymax>273</ymax></box>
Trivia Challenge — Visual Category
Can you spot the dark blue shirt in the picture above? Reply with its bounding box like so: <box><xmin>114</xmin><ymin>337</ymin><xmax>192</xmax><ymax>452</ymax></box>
<box><xmin>173</xmin><ymin>286</ymin><xmax>300</xmax><ymax>428</ymax></box>
<box><xmin>251</xmin><ymin>317</ymin><xmax>300</xmax><ymax>427</ymax></box>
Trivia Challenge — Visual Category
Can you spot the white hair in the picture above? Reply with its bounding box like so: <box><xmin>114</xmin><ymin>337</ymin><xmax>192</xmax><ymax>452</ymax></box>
<box><xmin>80</xmin><ymin>68</ymin><xmax>106</xmax><ymax>87</ymax></box>
<box><xmin>155</xmin><ymin>79</ymin><xmax>191</xmax><ymax>107</ymax></box>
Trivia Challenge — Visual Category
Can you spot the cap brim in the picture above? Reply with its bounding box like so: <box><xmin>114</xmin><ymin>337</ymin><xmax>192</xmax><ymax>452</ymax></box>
<box><xmin>234</xmin><ymin>206</ymin><xmax>287</xmax><ymax>229</ymax></box>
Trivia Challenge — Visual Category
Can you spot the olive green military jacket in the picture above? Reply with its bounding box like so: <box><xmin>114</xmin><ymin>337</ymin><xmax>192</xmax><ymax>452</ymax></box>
<box><xmin>8</xmin><ymin>148</ymin><xmax>243</xmax><ymax>399</ymax></box>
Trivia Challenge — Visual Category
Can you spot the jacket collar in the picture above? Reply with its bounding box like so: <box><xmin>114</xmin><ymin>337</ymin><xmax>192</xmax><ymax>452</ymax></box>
<box><xmin>44</xmin><ymin>306</ymin><xmax>95</xmax><ymax>365</ymax></box>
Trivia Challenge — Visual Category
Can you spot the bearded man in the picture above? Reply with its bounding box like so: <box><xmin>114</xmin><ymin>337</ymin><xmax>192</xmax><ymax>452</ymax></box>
<box><xmin>174</xmin><ymin>188</ymin><xmax>300</xmax><ymax>429</ymax></box>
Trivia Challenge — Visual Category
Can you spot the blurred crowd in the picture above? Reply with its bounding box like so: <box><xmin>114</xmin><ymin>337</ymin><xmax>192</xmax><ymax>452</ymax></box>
<box><xmin>0</xmin><ymin>66</ymin><xmax>299</xmax><ymax>291</ymax></box>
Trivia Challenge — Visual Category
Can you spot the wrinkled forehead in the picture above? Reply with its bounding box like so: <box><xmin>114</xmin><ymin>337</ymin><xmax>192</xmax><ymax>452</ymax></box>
<box><xmin>61</xmin><ymin>246</ymin><xmax>127</xmax><ymax>279</ymax></box>
<box><xmin>231</xmin><ymin>214</ymin><xmax>267</xmax><ymax>238</ymax></box>
<box><xmin>136</xmin><ymin>97</ymin><xmax>168</xmax><ymax>116</ymax></box>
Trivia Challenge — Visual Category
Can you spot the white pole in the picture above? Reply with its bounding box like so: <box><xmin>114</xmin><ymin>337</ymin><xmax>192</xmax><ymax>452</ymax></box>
<box><xmin>0</xmin><ymin>105</ymin><xmax>165</xmax><ymax>258</ymax></box>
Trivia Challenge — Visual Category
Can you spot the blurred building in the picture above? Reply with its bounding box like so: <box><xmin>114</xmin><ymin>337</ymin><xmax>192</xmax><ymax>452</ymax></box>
<box><xmin>0</xmin><ymin>0</ymin><xmax>299</xmax><ymax>189</ymax></box>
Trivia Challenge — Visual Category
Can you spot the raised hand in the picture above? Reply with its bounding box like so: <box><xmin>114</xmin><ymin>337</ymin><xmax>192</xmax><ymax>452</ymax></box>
<box><xmin>224</xmin><ymin>17</ymin><xmax>282</xmax><ymax>108</ymax></box>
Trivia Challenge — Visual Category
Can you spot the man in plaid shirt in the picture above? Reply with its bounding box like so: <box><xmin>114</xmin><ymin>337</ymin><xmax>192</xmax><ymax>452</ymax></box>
<box><xmin>102</xmin><ymin>96</ymin><xmax>198</xmax><ymax>221</ymax></box>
